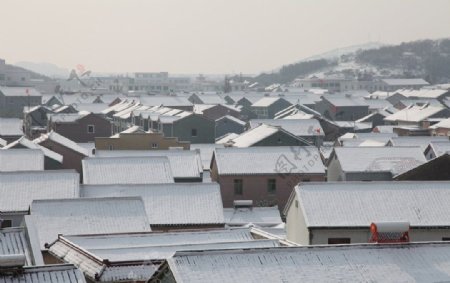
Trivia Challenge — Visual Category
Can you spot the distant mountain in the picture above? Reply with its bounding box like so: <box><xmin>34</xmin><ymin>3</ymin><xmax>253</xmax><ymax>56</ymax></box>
<box><xmin>15</xmin><ymin>61</ymin><xmax>69</xmax><ymax>78</ymax></box>
<box><xmin>252</xmin><ymin>39</ymin><xmax>450</xmax><ymax>86</ymax></box>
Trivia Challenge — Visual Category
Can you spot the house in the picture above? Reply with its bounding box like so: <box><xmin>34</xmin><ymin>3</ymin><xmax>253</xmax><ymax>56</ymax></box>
<box><xmin>0</xmin><ymin>149</ymin><xmax>44</xmax><ymax>171</ymax></box>
<box><xmin>2</xmin><ymin>137</ymin><xmax>63</xmax><ymax>169</ymax></box>
<box><xmin>23</xmin><ymin>105</ymin><xmax>53</xmax><ymax>138</ymax></box>
<box><xmin>223</xmin><ymin>201</ymin><xmax>283</xmax><ymax>228</ymax></box>
<box><xmin>0</xmin><ymin>264</ymin><xmax>86</xmax><ymax>283</ymax></box>
<box><xmin>327</xmin><ymin>146</ymin><xmax>427</xmax><ymax>181</ymax></box>
<box><xmin>0</xmin><ymin>118</ymin><xmax>23</xmax><ymax>143</ymax></box>
<box><xmin>194</xmin><ymin>104</ymin><xmax>241</xmax><ymax>121</ymax></box>
<box><xmin>315</xmin><ymin>95</ymin><xmax>369</xmax><ymax>121</ymax></box>
<box><xmin>384</xmin><ymin>104</ymin><xmax>450</xmax><ymax>126</ymax></box>
<box><xmin>386</xmin><ymin>88</ymin><xmax>449</xmax><ymax>106</ymax></box>
<box><xmin>149</xmin><ymin>242</ymin><xmax>450</xmax><ymax>283</ymax></box>
<box><xmin>188</xmin><ymin>93</ymin><xmax>227</xmax><ymax>105</ymax></box>
<box><xmin>394</xmin><ymin>153</ymin><xmax>450</xmax><ymax>181</ymax></box>
<box><xmin>424</xmin><ymin>141</ymin><xmax>450</xmax><ymax>160</ymax></box>
<box><xmin>48</xmin><ymin>112</ymin><xmax>112</xmax><ymax>142</ymax></box>
<box><xmin>34</xmin><ymin>131</ymin><xmax>90</xmax><ymax>175</ymax></box>
<box><xmin>190</xmin><ymin>144</ymin><xmax>225</xmax><ymax>171</ymax></box>
<box><xmin>82</xmin><ymin>156</ymin><xmax>174</xmax><ymax>184</ymax></box>
<box><xmin>225</xmin><ymin>124</ymin><xmax>312</xmax><ymax>147</ymax></box>
<box><xmin>211</xmin><ymin>147</ymin><xmax>326</xmax><ymax>210</ymax></box>
<box><xmin>215</xmin><ymin>115</ymin><xmax>246</xmax><ymax>138</ymax></box>
<box><xmin>429</xmin><ymin>118</ymin><xmax>450</xmax><ymax>136</ymax></box>
<box><xmin>0</xmin><ymin>86</ymin><xmax>41</xmax><ymax>118</ymax></box>
<box><xmin>249</xmin><ymin>119</ymin><xmax>324</xmax><ymax>146</ymax></box>
<box><xmin>95</xmin><ymin>150</ymin><xmax>203</xmax><ymax>182</ymax></box>
<box><xmin>162</xmin><ymin>113</ymin><xmax>215</xmax><ymax>144</ymax></box>
<box><xmin>81</xmin><ymin>183</ymin><xmax>224</xmax><ymax>230</ymax></box>
<box><xmin>285</xmin><ymin>181</ymin><xmax>450</xmax><ymax>245</ymax></box>
<box><xmin>380</xmin><ymin>78</ymin><xmax>430</xmax><ymax>91</ymax></box>
<box><xmin>387</xmin><ymin>136</ymin><xmax>449</xmax><ymax>151</ymax></box>
<box><xmin>0</xmin><ymin>170</ymin><xmax>79</xmax><ymax>227</ymax></box>
<box><xmin>47</xmin><ymin>229</ymin><xmax>279</xmax><ymax>282</ymax></box>
<box><xmin>251</xmin><ymin>97</ymin><xmax>292</xmax><ymax>119</ymax></box>
<box><xmin>335</xmin><ymin>132</ymin><xmax>397</xmax><ymax>147</ymax></box>
<box><xmin>95</xmin><ymin>131</ymin><xmax>190</xmax><ymax>150</ymax></box>
<box><xmin>27</xmin><ymin>197</ymin><xmax>152</xmax><ymax>250</ymax></box>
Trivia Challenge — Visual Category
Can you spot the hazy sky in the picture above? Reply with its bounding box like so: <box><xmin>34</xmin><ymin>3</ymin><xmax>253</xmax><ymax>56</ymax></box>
<box><xmin>1</xmin><ymin>0</ymin><xmax>450</xmax><ymax>74</ymax></box>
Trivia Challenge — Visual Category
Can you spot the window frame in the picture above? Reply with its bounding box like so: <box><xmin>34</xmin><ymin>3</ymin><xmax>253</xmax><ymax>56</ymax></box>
<box><xmin>87</xmin><ymin>124</ymin><xmax>95</xmax><ymax>134</ymax></box>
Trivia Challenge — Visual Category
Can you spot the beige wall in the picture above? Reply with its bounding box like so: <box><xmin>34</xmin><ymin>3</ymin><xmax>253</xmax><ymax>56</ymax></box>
<box><xmin>95</xmin><ymin>132</ymin><xmax>190</xmax><ymax>150</ymax></box>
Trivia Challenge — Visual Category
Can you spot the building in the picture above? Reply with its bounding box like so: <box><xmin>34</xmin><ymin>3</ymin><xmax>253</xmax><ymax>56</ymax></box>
<box><xmin>95</xmin><ymin>150</ymin><xmax>203</xmax><ymax>182</ymax></box>
<box><xmin>430</xmin><ymin>118</ymin><xmax>450</xmax><ymax>136</ymax></box>
<box><xmin>150</xmin><ymin>242</ymin><xmax>450</xmax><ymax>283</ymax></box>
<box><xmin>215</xmin><ymin>115</ymin><xmax>246</xmax><ymax>139</ymax></box>
<box><xmin>249</xmin><ymin>119</ymin><xmax>324</xmax><ymax>146</ymax></box>
<box><xmin>82</xmin><ymin>183</ymin><xmax>224</xmax><ymax>230</ymax></box>
<box><xmin>0</xmin><ymin>227</ymin><xmax>43</xmax><ymax>265</ymax></box>
<box><xmin>0</xmin><ymin>264</ymin><xmax>86</xmax><ymax>283</ymax></box>
<box><xmin>223</xmin><ymin>201</ymin><xmax>283</xmax><ymax>228</ymax></box>
<box><xmin>23</xmin><ymin>105</ymin><xmax>53</xmax><ymax>138</ymax></box>
<box><xmin>384</xmin><ymin>104</ymin><xmax>450</xmax><ymax>127</ymax></box>
<box><xmin>394</xmin><ymin>153</ymin><xmax>450</xmax><ymax>181</ymax></box>
<box><xmin>315</xmin><ymin>95</ymin><xmax>369</xmax><ymax>121</ymax></box>
<box><xmin>0</xmin><ymin>170</ymin><xmax>79</xmax><ymax>227</ymax></box>
<box><xmin>48</xmin><ymin>112</ymin><xmax>112</xmax><ymax>143</ymax></box>
<box><xmin>211</xmin><ymin>147</ymin><xmax>326</xmax><ymax>210</ymax></box>
<box><xmin>0</xmin><ymin>86</ymin><xmax>41</xmax><ymax>118</ymax></box>
<box><xmin>251</xmin><ymin>97</ymin><xmax>292</xmax><ymax>119</ymax></box>
<box><xmin>424</xmin><ymin>141</ymin><xmax>450</xmax><ymax>160</ymax></box>
<box><xmin>194</xmin><ymin>104</ymin><xmax>241</xmax><ymax>121</ymax></box>
<box><xmin>161</xmin><ymin>114</ymin><xmax>215</xmax><ymax>144</ymax></box>
<box><xmin>82</xmin><ymin>156</ymin><xmax>174</xmax><ymax>184</ymax></box>
<box><xmin>27</xmin><ymin>197</ymin><xmax>151</xmax><ymax>250</ymax></box>
<box><xmin>0</xmin><ymin>118</ymin><xmax>23</xmax><ymax>143</ymax></box>
<box><xmin>285</xmin><ymin>181</ymin><xmax>450</xmax><ymax>245</ymax></box>
<box><xmin>0</xmin><ymin>149</ymin><xmax>44</xmax><ymax>171</ymax></box>
<box><xmin>380</xmin><ymin>78</ymin><xmax>430</xmax><ymax>91</ymax></box>
<box><xmin>326</xmin><ymin>146</ymin><xmax>427</xmax><ymax>181</ymax></box>
<box><xmin>34</xmin><ymin>131</ymin><xmax>90</xmax><ymax>176</ymax></box>
<box><xmin>225</xmin><ymin>124</ymin><xmax>311</xmax><ymax>147</ymax></box>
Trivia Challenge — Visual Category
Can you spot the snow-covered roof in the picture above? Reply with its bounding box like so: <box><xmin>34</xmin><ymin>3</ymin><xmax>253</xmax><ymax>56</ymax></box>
<box><xmin>95</xmin><ymin>150</ymin><xmax>202</xmax><ymax>179</ymax></box>
<box><xmin>322</xmin><ymin>95</ymin><xmax>368</xmax><ymax>107</ymax></box>
<box><xmin>0</xmin><ymin>264</ymin><xmax>86</xmax><ymax>283</ymax></box>
<box><xmin>214</xmin><ymin>146</ymin><xmax>325</xmax><ymax>175</ymax></box>
<box><xmin>295</xmin><ymin>181</ymin><xmax>450</xmax><ymax>227</ymax></box>
<box><xmin>0</xmin><ymin>227</ymin><xmax>37</xmax><ymax>266</ymax></box>
<box><xmin>384</xmin><ymin>105</ymin><xmax>447</xmax><ymax>122</ymax></box>
<box><xmin>251</xmin><ymin>97</ymin><xmax>283</xmax><ymax>107</ymax></box>
<box><xmin>249</xmin><ymin>119</ymin><xmax>324</xmax><ymax>137</ymax></box>
<box><xmin>138</xmin><ymin>95</ymin><xmax>192</xmax><ymax>107</ymax></box>
<box><xmin>0</xmin><ymin>86</ymin><xmax>41</xmax><ymax>97</ymax></box>
<box><xmin>0</xmin><ymin>118</ymin><xmax>23</xmax><ymax>136</ymax></box>
<box><xmin>2</xmin><ymin>137</ymin><xmax>63</xmax><ymax>163</ymax></box>
<box><xmin>382</xmin><ymin>78</ymin><xmax>429</xmax><ymax>86</ymax></box>
<box><xmin>224</xmin><ymin>206</ymin><xmax>282</xmax><ymax>227</ymax></box>
<box><xmin>216</xmin><ymin>115</ymin><xmax>246</xmax><ymax>126</ymax></box>
<box><xmin>430</xmin><ymin>118</ymin><xmax>450</xmax><ymax>129</ymax></box>
<box><xmin>228</xmin><ymin>124</ymin><xmax>279</xmax><ymax>147</ymax></box>
<box><xmin>34</xmin><ymin>131</ymin><xmax>90</xmax><ymax>156</ymax></box>
<box><xmin>73</xmin><ymin>103</ymin><xmax>109</xmax><ymax>114</ymax></box>
<box><xmin>30</xmin><ymin>197</ymin><xmax>151</xmax><ymax>249</ymax></box>
<box><xmin>337</xmin><ymin>132</ymin><xmax>397</xmax><ymax>147</ymax></box>
<box><xmin>0</xmin><ymin>170</ymin><xmax>79</xmax><ymax>213</ymax></box>
<box><xmin>82</xmin><ymin>156</ymin><xmax>174</xmax><ymax>185</ymax></box>
<box><xmin>215</xmin><ymin>133</ymin><xmax>239</xmax><ymax>145</ymax></box>
<box><xmin>190</xmin><ymin>144</ymin><xmax>225</xmax><ymax>170</ymax></box>
<box><xmin>0</xmin><ymin>149</ymin><xmax>44</xmax><ymax>171</ymax></box>
<box><xmin>81</xmin><ymin>183</ymin><xmax>224</xmax><ymax>226</ymax></box>
<box><xmin>389</xmin><ymin>136</ymin><xmax>449</xmax><ymax>151</ymax></box>
<box><xmin>394</xmin><ymin>88</ymin><xmax>447</xmax><ymax>99</ymax></box>
<box><xmin>160</xmin><ymin>242</ymin><xmax>450</xmax><ymax>282</ymax></box>
<box><xmin>426</xmin><ymin>141</ymin><xmax>450</xmax><ymax>157</ymax></box>
<box><xmin>191</xmin><ymin>93</ymin><xmax>226</xmax><ymax>104</ymax></box>
<box><xmin>331</xmin><ymin>146</ymin><xmax>426</xmax><ymax>176</ymax></box>
<box><xmin>48</xmin><ymin>229</ymin><xmax>274</xmax><ymax>282</ymax></box>
<box><xmin>48</xmin><ymin>112</ymin><xmax>89</xmax><ymax>123</ymax></box>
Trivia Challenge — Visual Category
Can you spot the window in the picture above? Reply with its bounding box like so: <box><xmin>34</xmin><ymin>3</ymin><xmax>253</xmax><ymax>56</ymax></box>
<box><xmin>0</xmin><ymin>219</ymin><xmax>12</xmax><ymax>228</ymax></box>
<box><xmin>443</xmin><ymin>238</ymin><xmax>450</xmax><ymax>241</ymax></box>
<box><xmin>109</xmin><ymin>145</ymin><xmax>114</xmax><ymax>150</ymax></box>
<box><xmin>234</xmin><ymin>179</ymin><xmax>243</xmax><ymax>195</ymax></box>
<box><xmin>151</xmin><ymin>143</ymin><xmax>158</xmax><ymax>149</ymax></box>
<box><xmin>87</xmin><ymin>125</ymin><xmax>95</xmax><ymax>134</ymax></box>
<box><xmin>302</xmin><ymin>179</ymin><xmax>311</xmax><ymax>182</ymax></box>
<box><xmin>191</xmin><ymin>128</ymin><xmax>197</xmax><ymax>137</ymax></box>
<box><xmin>328</xmin><ymin>238</ymin><xmax>351</xmax><ymax>244</ymax></box>
<box><xmin>267</xmin><ymin>179</ymin><xmax>276</xmax><ymax>194</ymax></box>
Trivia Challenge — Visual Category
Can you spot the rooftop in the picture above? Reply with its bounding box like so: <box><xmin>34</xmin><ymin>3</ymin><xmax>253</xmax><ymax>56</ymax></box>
<box><xmin>0</xmin><ymin>149</ymin><xmax>44</xmax><ymax>171</ymax></box>
<box><xmin>81</xmin><ymin>183</ymin><xmax>224</xmax><ymax>226</ymax></box>
<box><xmin>0</xmin><ymin>118</ymin><xmax>23</xmax><ymax>136</ymax></box>
<box><xmin>214</xmin><ymin>146</ymin><xmax>325</xmax><ymax>175</ymax></box>
<box><xmin>82</xmin><ymin>156</ymin><xmax>174</xmax><ymax>184</ymax></box>
<box><xmin>29</xmin><ymin>197</ymin><xmax>151</xmax><ymax>248</ymax></box>
<box><xmin>34</xmin><ymin>131</ymin><xmax>90</xmax><ymax>156</ymax></box>
<box><xmin>0</xmin><ymin>86</ymin><xmax>41</xmax><ymax>97</ymax></box>
<box><xmin>249</xmin><ymin>119</ymin><xmax>324</xmax><ymax>137</ymax></box>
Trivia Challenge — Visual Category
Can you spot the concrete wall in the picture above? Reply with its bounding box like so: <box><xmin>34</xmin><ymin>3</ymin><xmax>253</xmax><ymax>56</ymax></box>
<box><xmin>215</xmin><ymin>119</ymin><xmax>245</xmax><ymax>138</ymax></box>
<box><xmin>49</xmin><ymin>114</ymin><xmax>112</xmax><ymax>143</ymax></box>
<box><xmin>285</xmin><ymin>194</ymin><xmax>310</xmax><ymax>245</ymax></box>
<box><xmin>173</xmin><ymin>114</ymin><xmax>215</xmax><ymax>143</ymax></box>
<box><xmin>0</xmin><ymin>94</ymin><xmax>41</xmax><ymax>118</ymax></box>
